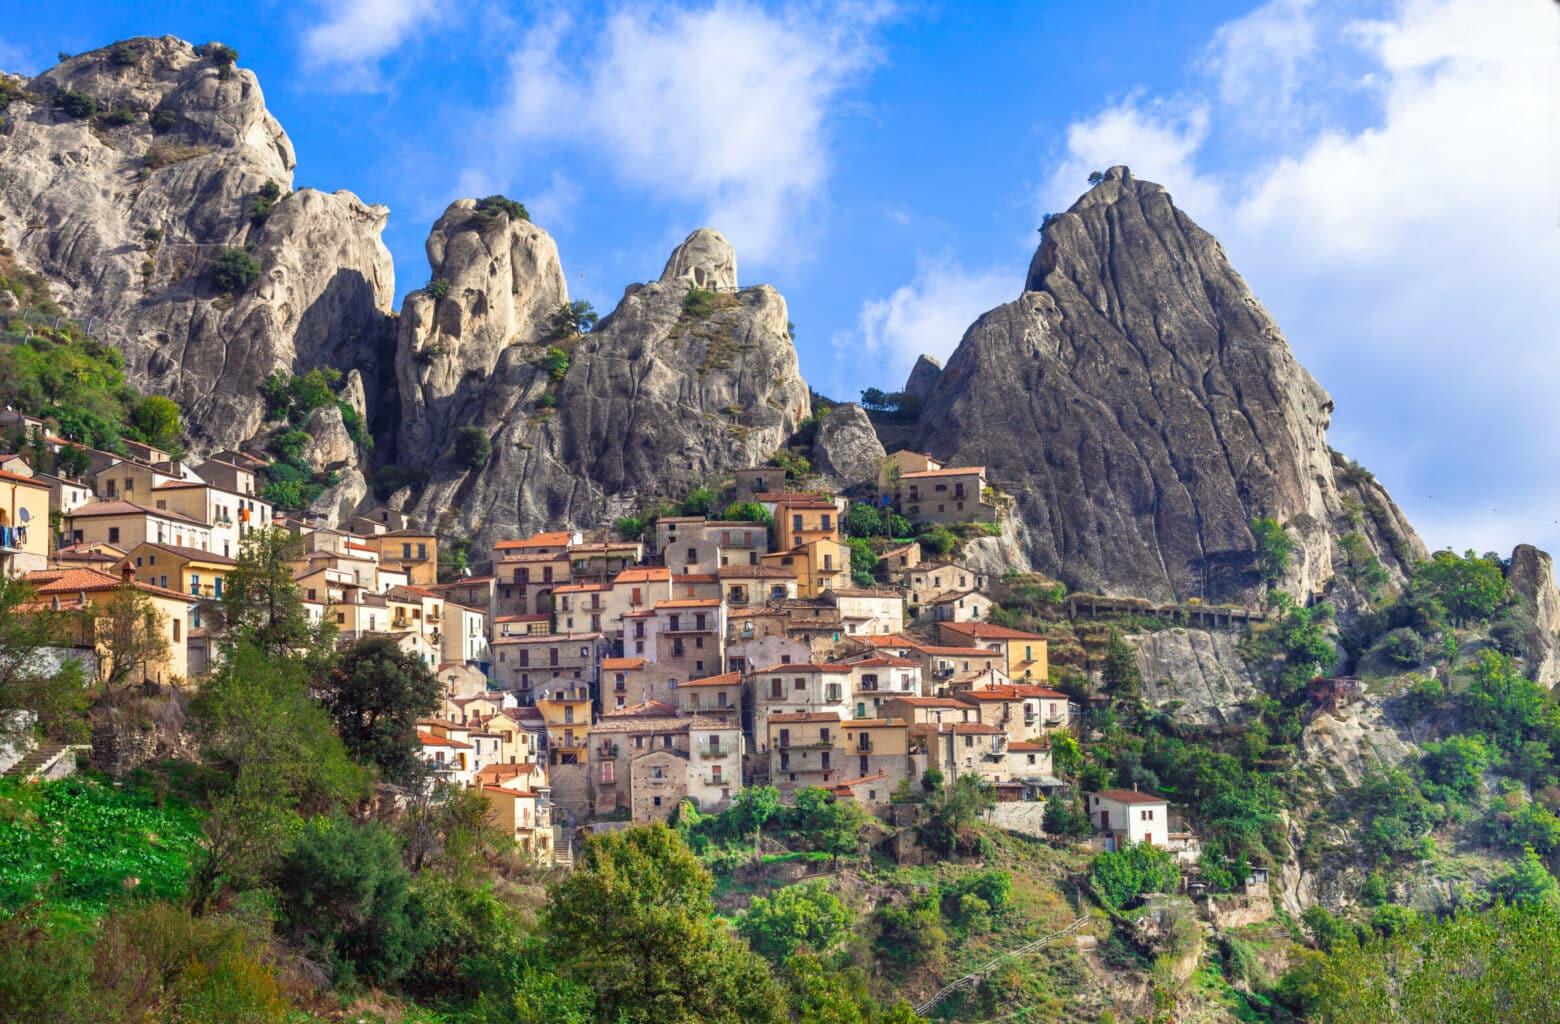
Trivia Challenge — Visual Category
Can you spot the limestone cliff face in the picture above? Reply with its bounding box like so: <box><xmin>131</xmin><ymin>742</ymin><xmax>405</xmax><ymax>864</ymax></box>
<box><xmin>1507</xmin><ymin>544</ymin><xmax>1560</xmax><ymax>688</ymax></box>
<box><xmin>912</xmin><ymin>167</ymin><xmax>1425</xmax><ymax>604</ymax></box>
<box><xmin>396</xmin><ymin>226</ymin><xmax>811</xmax><ymax>545</ymax></box>
<box><xmin>0</xmin><ymin>38</ymin><xmax>395</xmax><ymax>451</ymax></box>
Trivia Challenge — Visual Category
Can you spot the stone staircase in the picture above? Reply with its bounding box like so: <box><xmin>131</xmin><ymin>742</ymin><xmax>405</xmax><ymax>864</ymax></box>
<box><xmin>1</xmin><ymin>742</ymin><xmax>79</xmax><ymax>780</ymax></box>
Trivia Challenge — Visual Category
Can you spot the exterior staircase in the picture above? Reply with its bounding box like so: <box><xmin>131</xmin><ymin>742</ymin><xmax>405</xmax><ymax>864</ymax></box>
<box><xmin>1</xmin><ymin>742</ymin><xmax>79</xmax><ymax>780</ymax></box>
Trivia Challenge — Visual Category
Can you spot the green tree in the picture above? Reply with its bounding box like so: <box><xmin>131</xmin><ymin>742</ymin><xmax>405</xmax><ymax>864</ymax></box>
<box><xmin>550</xmin><ymin>300</ymin><xmax>599</xmax><ymax>339</ymax></box>
<box><xmin>129</xmin><ymin>395</ymin><xmax>181</xmax><ymax>449</ymax></box>
<box><xmin>846</xmin><ymin>538</ymin><xmax>878</xmax><ymax>587</ymax></box>
<box><xmin>0</xmin><ymin>576</ymin><xmax>89</xmax><ymax>743</ymax></box>
<box><xmin>681</xmin><ymin>485</ymin><xmax>722</xmax><ymax>517</ymax></box>
<box><xmin>790</xmin><ymin>787</ymin><xmax>868</xmax><ymax>857</ymax></box>
<box><xmin>1252</xmin><ymin>517</ymin><xmax>1294</xmax><ymax>584</ymax></box>
<box><xmin>1101</xmin><ymin>628</ymin><xmax>1140</xmax><ymax>699</ymax></box>
<box><xmin>454</xmin><ymin>425</ymin><xmax>492</xmax><ymax>469</ymax></box>
<box><xmin>319</xmin><ymin>635</ymin><xmax>441</xmax><ymax>786</ymax></box>
<box><xmin>540</xmin><ymin>346</ymin><xmax>571</xmax><ymax>381</ymax></box>
<box><xmin>1306</xmin><ymin>902</ymin><xmax>1560</xmax><ymax>1023</ymax></box>
<box><xmin>210</xmin><ymin>247</ymin><xmax>260</xmax><ymax>292</ymax></box>
<box><xmin>729</xmin><ymin>784</ymin><xmax>781</xmax><ymax>850</ymax></box>
<box><xmin>843</xmin><ymin>502</ymin><xmax>885</xmax><ymax>538</ymax></box>
<box><xmin>737</xmin><ymin>881</ymin><xmax>853</xmax><ymax>963</ymax></box>
<box><xmin>275</xmin><ymin>815</ymin><xmax>421</xmax><ymax>986</ymax></box>
<box><xmin>95</xmin><ymin>579</ymin><xmax>171</xmax><ymax>688</ymax></box>
<box><xmin>720</xmin><ymin>501</ymin><xmax>774</xmax><ymax>527</ymax></box>
<box><xmin>1412</xmin><ymin>549</ymin><xmax>1509</xmax><ymax>626</ymax></box>
<box><xmin>1488</xmin><ymin>847</ymin><xmax>1559</xmax><ymax>906</ymax></box>
<box><xmin>919</xmin><ymin>773</ymin><xmax>996</xmax><ymax>854</ymax></box>
<box><xmin>222</xmin><ymin>527</ymin><xmax>333</xmax><ymax>663</ymax></box>
<box><xmin>1420</xmin><ymin>735</ymin><xmax>1489</xmax><ymax>800</ymax></box>
<box><xmin>545</xmin><ymin>824</ymin><xmax>787</xmax><ymax>1024</ymax></box>
<box><xmin>1089</xmin><ymin>841</ymin><xmax>1181</xmax><ymax>910</ymax></box>
<box><xmin>187</xmin><ymin>643</ymin><xmax>364</xmax><ymax>912</ymax></box>
<box><xmin>614</xmin><ymin>515</ymin><xmax>646</xmax><ymax>540</ymax></box>
<box><xmin>1043</xmin><ymin>794</ymin><xmax>1092</xmax><ymax>838</ymax></box>
<box><xmin>1051</xmin><ymin>733</ymin><xmax>1083</xmax><ymax>778</ymax></box>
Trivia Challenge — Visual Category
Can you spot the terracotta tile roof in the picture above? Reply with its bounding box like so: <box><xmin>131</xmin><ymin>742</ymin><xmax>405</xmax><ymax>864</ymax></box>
<box><xmin>848</xmin><ymin>656</ymin><xmax>920</xmax><ymax>668</ymax></box>
<box><xmin>900</xmin><ymin>466</ymin><xmax>985</xmax><ymax>479</ymax></box>
<box><xmin>1009</xmin><ymin>740</ymin><xmax>1051</xmax><ymax>751</ymax></box>
<box><xmin>25</xmin><ymin>568</ymin><xmax>193</xmax><ymax>602</ymax></box>
<box><xmin>939</xmin><ymin>621</ymin><xmax>1046</xmax><ymax>641</ymax></box>
<box><xmin>950</xmin><ymin>722</ymin><xmax>1005</xmax><ymax>735</ymax></box>
<box><xmin>830</xmin><ymin>770</ymin><xmax>889</xmax><ymax>792</ymax></box>
<box><xmin>590</xmin><ymin>714</ymin><xmax>690</xmax><ymax>733</ymax></box>
<box><xmin>655</xmin><ymin>598</ymin><xmax>721</xmax><ymax>608</ymax></box>
<box><xmin>1094</xmin><ymin>789</ymin><xmax>1167</xmax><ymax>805</ymax></box>
<box><xmin>67</xmin><ymin>499</ymin><xmax>205</xmax><ymax>525</ymax></box>
<box><xmin>602</xmin><ymin>657</ymin><xmax>647</xmax><ymax>670</ymax></box>
<box><xmin>768</xmin><ymin>712</ymin><xmax>841</xmax><ymax>724</ymax></box>
<box><xmin>672</xmin><ymin>573</ymin><xmax>719</xmax><ymax>584</ymax></box>
<box><xmin>751</xmin><ymin>662</ymin><xmax>852</xmax><ymax>674</ymax></box>
<box><xmin>604</xmin><ymin>699</ymin><xmax>678</xmax><ymax>718</ymax></box>
<box><xmin>496</xmin><ymin>531</ymin><xmax>572</xmax><ymax>550</ymax></box>
<box><xmin>614</xmin><ymin>566</ymin><xmax>672</xmax><ymax>582</ymax></box>
<box><xmin>553</xmin><ymin>582</ymin><xmax>609</xmax><ymax>594</ymax></box>
<box><xmin>885</xmin><ymin>696</ymin><xmax>967</xmax><ymax>708</ymax></box>
<box><xmin>679</xmin><ymin>671</ymin><xmax>740</xmax><ymax>686</ymax></box>
<box><xmin>825</xmin><ymin>587</ymin><xmax>903</xmax><ymax>598</ymax></box>
<box><xmin>418</xmin><ymin>731</ymin><xmax>472</xmax><ymax>748</ymax></box>
<box><xmin>917</xmin><ymin>645</ymin><xmax>1005</xmax><ymax>657</ymax></box>
<box><xmin>0</xmin><ymin>468</ymin><xmax>49</xmax><ymax>488</ymax></box>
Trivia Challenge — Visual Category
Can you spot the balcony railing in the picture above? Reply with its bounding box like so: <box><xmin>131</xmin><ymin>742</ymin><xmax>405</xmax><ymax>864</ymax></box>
<box><xmin>703</xmin><ymin>775</ymin><xmax>728</xmax><ymax>786</ymax></box>
<box><xmin>856</xmin><ymin>740</ymin><xmax>873</xmax><ymax>753</ymax></box>
<box><xmin>699</xmin><ymin>747</ymin><xmax>727</xmax><ymax>759</ymax></box>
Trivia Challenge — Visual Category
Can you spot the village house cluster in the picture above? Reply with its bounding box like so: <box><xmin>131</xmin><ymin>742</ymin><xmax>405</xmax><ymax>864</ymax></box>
<box><xmin>2</xmin><ymin>419</ymin><xmax>1201</xmax><ymax>866</ymax></box>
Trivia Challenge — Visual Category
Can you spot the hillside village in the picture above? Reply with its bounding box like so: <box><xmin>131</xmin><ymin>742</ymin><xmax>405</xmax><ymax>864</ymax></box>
<box><xmin>2</xmin><ymin>412</ymin><xmax>1182</xmax><ymax>870</ymax></box>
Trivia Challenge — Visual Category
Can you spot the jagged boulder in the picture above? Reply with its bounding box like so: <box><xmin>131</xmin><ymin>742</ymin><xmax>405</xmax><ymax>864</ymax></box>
<box><xmin>0</xmin><ymin>38</ymin><xmax>394</xmax><ymax>452</ymax></box>
<box><xmin>911</xmin><ymin>166</ymin><xmax>1424</xmax><ymax>603</ymax></box>
<box><xmin>903</xmin><ymin>354</ymin><xmax>942</xmax><ymax>402</ymax></box>
<box><xmin>659</xmin><ymin>228</ymin><xmax>738</xmax><ymax>293</ymax></box>
<box><xmin>810</xmin><ymin>404</ymin><xmax>885</xmax><ymax>495</ymax></box>
<box><xmin>300</xmin><ymin>404</ymin><xmax>354</xmax><ymax>470</ymax></box>
<box><xmin>1506</xmin><ymin>544</ymin><xmax>1560</xmax><ymax>688</ymax></box>
<box><xmin>397</xmin><ymin>225</ymin><xmax>810</xmax><ymax>546</ymax></box>
<box><xmin>394</xmin><ymin>199</ymin><xmax>568</xmax><ymax>463</ymax></box>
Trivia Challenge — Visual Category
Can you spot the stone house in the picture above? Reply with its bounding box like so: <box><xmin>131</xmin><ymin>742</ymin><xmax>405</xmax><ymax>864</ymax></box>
<box><xmin>767</xmin><ymin>711</ymin><xmax>843</xmax><ymax>794</ymax></box>
<box><xmin>895</xmin><ymin>466</ymin><xmax>997</xmax><ymax>525</ymax></box>
<box><xmin>899</xmin><ymin>562</ymin><xmax>988</xmax><ymax>615</ymax></box>
<box><xmin>630</xmin><ymin>748</ymin><xmax>690</xmax><ymax>823</ymax></box>
<box><xmin>838</xmin><ymin>717</ymin><xmax>913</xmax><ymax>795</ymax></box>
<box><xmin>937</xmin><ymin>620</ymin><xmax>1050</xmax><ymax>683</ymax></box>
<box><xmin>929</xmin><ymin>589</ymin><xmax>996</xmax><ymax>623</ymax></box>
<box><xmin>678</xmin><ymin>671</ymin><xmax>742</xmax><ymax>725</ymax></box>
<box><xmin>822</xmin><ymin>587</ymin><xmax>904</xmax><ymax>636</ymax></box>
<box><xmin>751</xmin><ymin>662</ymin><xmax>853</xmax><ymax>749</ymax></box>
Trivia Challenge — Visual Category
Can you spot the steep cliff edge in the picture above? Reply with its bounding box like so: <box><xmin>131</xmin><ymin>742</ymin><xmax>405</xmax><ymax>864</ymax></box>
<box><xmin>0</xmin><ymin>38</ymin><xmax>394</xmax><ymax>451</ymax></box>
<box><xmin>395</xmin><ymin>222</ymin><xmax>811</xmax><ymax>545</ymax></box>
<box><xmin>912</xmin><ymin>166</ymin><xmax>1424</xmax><ymax>604</ymax></box>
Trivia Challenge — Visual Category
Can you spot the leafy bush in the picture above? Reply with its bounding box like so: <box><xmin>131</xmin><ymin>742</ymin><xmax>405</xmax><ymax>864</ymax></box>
<box><xmin>99</xmin><ymin>106</ymin><xmax>136</xmax><ymax>126</ymax></box>
<box><xmin>1043</xmin><ymin>794</ymin><xmax>1093</xmax><ymax>838</ymax></box>
<box><xmin>918</xmin><ymin>774</ymin><xmax>995</xmax><ymax>855</ymax></box>
<box><xmin>56</xmin><ymin>88</ymin><xmax>97</xmax><ymax>118</ymax></box>
<box><xmin>548</xmin><ymin>300</ymin><xmax>597</xmax><ymax>339</ymax></box>
<box><xmin>205</xmin><ymin>43</ymin><xmax>238</xmax><ymax>66</ymax></box>
<box><xmin>614</xmin><ymin>515</ymin><xmax>645</xmax><ymax>540</ymax></box>
<box><xmin>535</xmin><ymin>391</ymin><xmax>557</xmax><ymax>410</ymax></box>
<box><xmin>916</xmin><ymin>526</ymin><xmax>958</xmax><ymax>557</ymax></box>
<box><xmin>1411</xmin><ymin>549</ymin><xmax>1509</xmax><ymax>626</ymax></box>
<box><xmin>682</xmin><ymin>286</ymin><xmax>720</xmax><ymax>318</ymax></box>
<box><xmin>109</xmin><ymin>44</ymin><xmax>137</xmax><ymax>66</ymax></box>
<box><xmin>1089</xmin><ymin>841</ymin><xmax>1181</xmax><ymax>910</ymax></box>
<box><xmin>454</xmin><ymin>426</ymin><xmax>492</xmax><ymax>469</ymax></box>
<box><xmin>846</xmin><ymin>537</ymin><xmax>878</xmax><ymax>586</ymax></box>
<box><xmin>540</xmin><ymin>346</ymin><xmax>570</xmax><ymax>381</ymax></box>
<box><xmin>426</xmin><ymin>277</ymin><xmax>450</xmax><ymax>299</ymax></box>
<box><xmin>275</xmin><ymin>815</ymin><xmax>421</xmax><ymax>986</ymax></box>
<box><xmin>1252</xmin><ymin>516</ymin><xmax>1293</xmax><ymax>584</ymax></box>
<box><xmin>473</xmin><ymin>194</ymin><xmax>528</xmax><ymax>224</ymax></box>
<box><xmin>680</xmin><ymin>485</ymin><xmax>722</xmax><ymax>517</ymax></box>
<box><xmin>249</xmin><ymin>178</ymin><xmax>283</xmax><ymax>224</ymax></box>
<box><xmin>209</xmin><ymin>247</ymin><xmax>260</xmax><ymax>292</ymax></box>
<box><xmin>737</xmin><ymin>881</ymin><xmax>853</xmax><ymax>963</ymax></box>
<box><xmin>371</xmin><ymin>463</ymin><xmax>427</xmax><ymax>499</ymax></box>
<box><xmin>1376</xmin><ymin>627</ymin><xmax>1425</xmax><ymax>667</ymax></box>
<box><xmin>720</xmin><ymin>501</ymin><xmax>773</xmax><ymax>526</ymax></box>
<box><xmin>1420</xmin><ymin>735</ymin><xmax>1489</xmax><ymax>800</ymax></box>
<box><xmin>149</xmin><ymin>108</ymin><xmax>176</xmax><ymax>132</ymax></box>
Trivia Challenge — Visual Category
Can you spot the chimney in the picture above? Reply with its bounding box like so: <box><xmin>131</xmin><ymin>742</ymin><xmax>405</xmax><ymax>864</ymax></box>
<box><xmin>120</xmin><ymin>563</ymin><xmax>134</xmax><ymax>583</ymax></box>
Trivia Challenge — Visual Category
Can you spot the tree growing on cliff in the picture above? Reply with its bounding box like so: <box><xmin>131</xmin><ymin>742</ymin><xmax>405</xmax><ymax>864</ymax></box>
<box><xmin>1252</xmin><ymin>517</ymin><xmax>1293</xmax><ymax>584</ymax></box>
<box><xmin>454</xmin><ymin>426</ymin><xmax>491</xmax><ymax>469</ymax></box>
<box><xmin>1101</xmin><ymin>628</ymin><xmax>1141</xmax><ymax>700</ymax></box>
<box><xmin>319</xmin><ymin>635</ymin><xmax>441</xmax><ymax>786</ymax></box>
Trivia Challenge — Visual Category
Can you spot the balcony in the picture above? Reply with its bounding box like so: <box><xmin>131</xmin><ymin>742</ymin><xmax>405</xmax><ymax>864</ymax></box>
<box><xmin>703</xmin><ymin>775</ymin><xmax>728</xmax><ymax>786</ymax></box>
<box><xmin>699</xmin><ymin>746</ymin><xmax>728</xmax><ymax>760</ymax></box>
<box><xmin>855</xmin><ymin>739</ymin><xmax>873</xmax><ymax>753</ymax></box>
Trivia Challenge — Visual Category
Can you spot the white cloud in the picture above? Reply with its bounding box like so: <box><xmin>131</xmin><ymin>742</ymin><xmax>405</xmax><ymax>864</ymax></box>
<box><xmin>836</xmin><ymin>257</ymin><xmax>1015</xmax><ymax>395</ymax></box>
<box><xmin>300</xmin><ymin>0</ymin><xmax>440</xmax><ymax>88</ymax></box>
<box><xmin>496</xmin><ymin>1</ymin><xmax>893</xmax><ymax>263</ymax></box>
<box><xmin>1040</xmin><ymin>0</ymin><xmax>1560</xmax><ymax>558</ymax></box>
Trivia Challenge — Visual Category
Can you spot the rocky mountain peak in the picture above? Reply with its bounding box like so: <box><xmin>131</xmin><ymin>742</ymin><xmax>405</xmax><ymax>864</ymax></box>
<box><xmin>659</xmin><ymin>228</ymin><xmax>738</xmax><ymax>292</ymax></box>
<box><xmin>912</xmin><ymin>167</ymin><xmax>1425</xmax><ymax>603</ymax></box>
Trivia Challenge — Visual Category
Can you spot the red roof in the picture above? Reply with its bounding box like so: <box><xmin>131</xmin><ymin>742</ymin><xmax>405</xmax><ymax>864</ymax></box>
<box><xmin>900</xmin><ymin>466</ymin><xmax>985</xmax><ymax>479</ymax></box>
<box><xmin>1094</xmin><ymin>789</ymin><xmax>1167</xmax><ymax>805</ymax></box>
<box><xmin>66</xmin><ymin>499</ymin><xmax>205</xmax><ymax>525</ymax></box>
<box><xmin>602</xmin><ymin>657</ymin><xmax>646</xmax><ymax>670</ymax></box>
<box><xmin>751</xmin><ymin>662</ymin><xmax>852</xmax><ymax>674</ymax></box>
<box><xmin>1009</xmin><ymin>740</ymin><xmax>1050</xmax><ymax>751</ymax></box>
<box><xmin>614</xmin><ymin>566</ymin><xmax>672</xmax><ymax>583</ymax></box>
<box><xmin>25</xmin><ymin>568</ymin><xmax>193</xmax><ymax>602</ymax></box>
<box><xmin>850</xmin><ymin>656</ymin><xmax>919</xmax><ymax>668</ymax></box>
<box><xmin>940</xmin><ymin>621</ymin><xmax>1047</xmax><ymax>641</ymax></box>
<box><xmin>0</xmin><ymin>468</ymin><xmax>49</xmax><ymax>488</ymax></box>
<box><xmin>656</xmin><ymin>598</ymin><xmax>721</xmax><ymax>608</ymax></box>
<box><xmin>886</xmin><ymin>696</ymin><xmax>967</xmax><ymax>708</ymax></box>
<box><xmin>680</xmin><ymin>672</ymin><xmax>740</xmax><ymax>687</ymax></box>
<box><xmin>950</xmin><ymin>722</ymin><xmax>1004</xmax><ymax>735</ymax></box>
<box><xmin>418</xmin><ymin>731</ymin><xmax>472</xmax><ymax>749</ymax></box>
<box><xmin>496</xmin><ymin>531</ymin><xmax>572</xmax><ymax>550</ymax></box>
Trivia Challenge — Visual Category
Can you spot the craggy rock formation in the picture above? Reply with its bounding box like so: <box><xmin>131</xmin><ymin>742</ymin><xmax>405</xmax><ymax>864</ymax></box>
<box><xmin>1507</xmin><ymin>544</ymin><xmax>1560</xmax><ymax>688</ymax></box>
<box><xmin>0</xmin><ymin>38</ymin><xmax>395</xmax><ymax>451</ymax></box>
<box><xmin>810</xmin><ymin>403</ymin><xmax>885</xmax><ymax>495</ymax></box>
<box><xmin>912</xmin><ymin>166</ymin><xmax>1424</xmax><ymax>603</ymax></box>
<box><xmin>396</xmin><ymin>219</ymin><xmax>811</xmax><ymax>546</ymax></box>
<box><xmin>903</xmin><ymin>354</ymin><xmax>942</xmax><ymax>403</ymax></box>
<box><xmin>395</xmin><ymin>200</ymin><xmax>568</xmax><ymax>462</ymax></box>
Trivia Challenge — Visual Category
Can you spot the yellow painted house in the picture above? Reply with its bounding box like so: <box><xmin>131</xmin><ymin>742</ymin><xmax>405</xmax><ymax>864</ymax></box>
<box><xmin>0</xmin><ymin>468</ymin><xmax>51</xmax><ymax>575</ymax></box>
<box><xmin>117</xmin><ymin>542</ymin><xmax>238</xmax><ymax>598</ymax></box>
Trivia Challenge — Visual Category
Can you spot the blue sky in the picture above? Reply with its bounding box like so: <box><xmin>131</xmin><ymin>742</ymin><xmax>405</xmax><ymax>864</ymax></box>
<box><xmin>3</xmin><ymin>1</ymin><xmax>1557</xmax><ymax>562</ymax></box>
